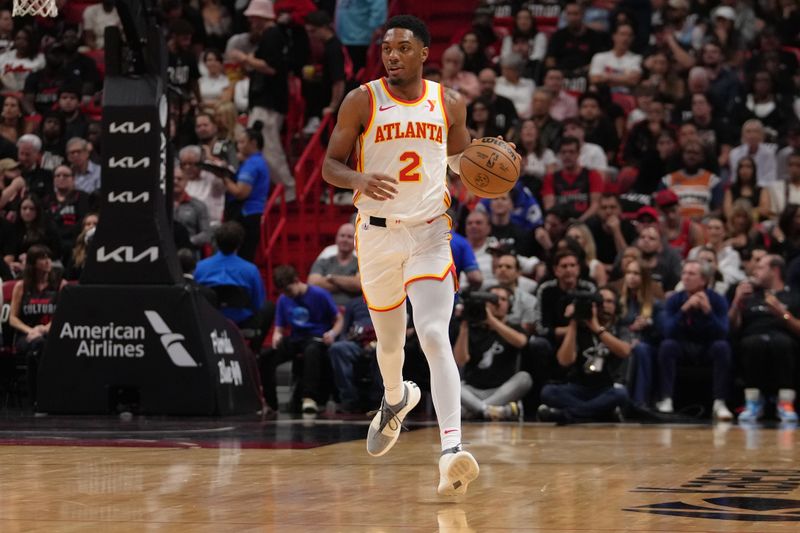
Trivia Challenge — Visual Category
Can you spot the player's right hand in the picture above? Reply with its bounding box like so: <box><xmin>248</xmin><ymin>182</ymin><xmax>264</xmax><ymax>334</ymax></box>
<box><xmin>356</xmin><ymin>173</ymin><xmax>398</xmax><ymax>201</ymax></box>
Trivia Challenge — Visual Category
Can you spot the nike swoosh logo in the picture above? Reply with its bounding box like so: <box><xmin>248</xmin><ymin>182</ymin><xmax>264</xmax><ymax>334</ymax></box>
<box><xmin>444</xmin><ymin>429</ymin><xmax>460</xmax><ymax>435</ymax></box>
<box><xmin>379</xmin><ymin>104</ymin><xmax>397</xmax><ymax>111</ymax></box>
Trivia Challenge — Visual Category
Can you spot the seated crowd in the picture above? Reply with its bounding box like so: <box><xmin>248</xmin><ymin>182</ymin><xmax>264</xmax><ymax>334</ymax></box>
<box><xmin>1</xmin><ymin>0</ymin><xmax>800</xmax><ymax>426</ymax></box>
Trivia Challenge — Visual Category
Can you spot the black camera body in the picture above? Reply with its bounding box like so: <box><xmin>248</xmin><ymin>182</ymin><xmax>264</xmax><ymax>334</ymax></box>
<box><xmin>571</xmin><ymin>290</ymin><xmax>602</xmax><ymax>321</ymax></box>
<box><xmin>461</xmin><ymin>289</ymin><xmax>499</xmax><ymax>324</ymax></box>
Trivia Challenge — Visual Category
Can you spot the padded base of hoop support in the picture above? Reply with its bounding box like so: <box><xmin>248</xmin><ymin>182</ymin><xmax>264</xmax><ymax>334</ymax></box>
<box><xmin>37</xmin><ymin>284</ymin><xmax>265</xmax><ymax>415</ymax></box>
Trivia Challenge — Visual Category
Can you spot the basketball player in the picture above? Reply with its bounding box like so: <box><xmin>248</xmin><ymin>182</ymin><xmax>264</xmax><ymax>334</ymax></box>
<box><xmin>322</xmin><ymin>15</ymin><xmax>478</xmax><ymax>496</ymax></box>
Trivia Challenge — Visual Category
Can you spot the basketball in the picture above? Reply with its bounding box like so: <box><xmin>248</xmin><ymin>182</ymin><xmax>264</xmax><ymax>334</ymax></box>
<box><xmin>459</xmin><ymin>137</ymin><xmax>521</xmax><ymax>198</ymax></box>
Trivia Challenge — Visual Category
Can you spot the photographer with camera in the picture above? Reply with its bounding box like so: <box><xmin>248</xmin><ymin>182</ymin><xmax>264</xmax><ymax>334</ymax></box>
<box><xmin>730</xmin><ymin>254</ymin><xmax>800</xmax><ymax>423</ymax></box>
<box><xmin>537</xmin><ymin>287</ymin><xmax>631</xmax><ymax>423</ymax></box>
<box><xmin>454</xmin><ymin>286</ymin><xmax>532</xmax><ymax>421</ymax></box>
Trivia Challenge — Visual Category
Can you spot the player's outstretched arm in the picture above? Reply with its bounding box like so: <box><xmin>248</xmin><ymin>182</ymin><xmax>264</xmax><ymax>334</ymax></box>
<box><xmin>322</xmin><ymin>87</ymin><xmax>398</xmax><ymax>201</ymax></box>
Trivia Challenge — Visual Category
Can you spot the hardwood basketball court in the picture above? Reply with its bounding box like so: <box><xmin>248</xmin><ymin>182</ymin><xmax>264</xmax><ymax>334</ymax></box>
<box><xmin>1</xmin><ymin>417</ymin><xmax>799</xmax><ymax>531</ymax></box>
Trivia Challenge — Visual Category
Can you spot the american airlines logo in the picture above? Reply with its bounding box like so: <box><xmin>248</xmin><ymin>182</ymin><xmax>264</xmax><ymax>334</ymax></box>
<box><xmin>109</xmin><ymin>156</ymin><xmax>150</xmax><ymax>169</ymax></box>
<box><xmin>109</xmin><ymin>122</ymin><xmax>152</xmax><ymax>134</ymax></box>
<box><xmin>108</xmin><ymin>191</ymin><xmax>150</xmax><ymax>203</ymax></box>
<box><xmin>96</xmin><ymin>246</ymin><xmax>159</xmax><ymax>263</ymax></box>
<box><xmin>144</xmin><ymin>311</ymin><xmax>198</xmax><ymax>367</ymax></box>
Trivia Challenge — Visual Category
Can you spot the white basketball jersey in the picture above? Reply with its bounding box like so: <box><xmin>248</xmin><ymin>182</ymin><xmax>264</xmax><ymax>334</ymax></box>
<box><xmin>355</xmin><ymin>78</ymin><xmax>451</xmax><ymax>223</ymax></box>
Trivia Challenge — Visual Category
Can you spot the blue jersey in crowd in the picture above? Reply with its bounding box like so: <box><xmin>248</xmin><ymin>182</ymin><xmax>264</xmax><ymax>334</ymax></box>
<box><xmin>194</xmin><ymin>251</ymin><xmax>266</xmax><ymax>324</ymax></box>
<box><xmin>276</xmin><ymin>285</ymin><xmax>339</xmax><ymax>339</ymax></box>
<box><xmin>450</xmin><ymin>231</ymin><xmax>479</xmax><ymax>277</ymax></box>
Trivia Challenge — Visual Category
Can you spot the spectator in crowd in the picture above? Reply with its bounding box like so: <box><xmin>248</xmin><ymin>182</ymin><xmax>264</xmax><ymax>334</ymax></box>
<box><xmin>516</xmin><ymin>118</ymin><xmax>557</xmax><ymax>199</ymax></box>
<box><xmin>57</xmin><ymin>84</ymin><xmax>89</xmax><ymax>142</ymax></box>
<box><xmin>265</xmin><ymin>264</ymin><xmax>343</xmax><ymax>414</ymax></box>
<box><xmin>542</xmin><ymin>68</ymin><xmax>578</xmax><ymax>121</ymax></box>
<box><xmin>65</xmin><ymin>212</ymin><xmax>98</xmax><ymax>281</ymax></box>
<box><xmin>500</xmin><ymin>9</ymin><xmax>547</xmax><ymax>67</ymax></box>
<box><xmin>477</xmin><ymin>190</ymin><xmax>538</xmax><ymax>257</ymax></box>
<box><xmin>538</xmin><ymin>286</ymin><xmax>631</xmax><ymax>422</ymax></box>
<box><xmin>66</xmin><ymin>137</ymin><xmax>101</xmax><ymax>196</ymax></box>
<box><xmin>454</xmin><ymin>285</ymin><xmax>530</xmax><ymax>421</ymax></box>
<box><xmin>0</xmin><ymin>158</ymin><xmax>26</xmax><ymax>214</ymax></box>
<box><xmin>493</xmin><ymin>252</ymin><xmax>537</xmax><ymax>331</ymax></box>
<box><xmin>687</xmin><ymin>216</ymin><xmax>743</xmax><ymax>286</ymax></box>
<box><xmin>684</xmin><ymin>92</ymin><xmax>732</xmax><ymax>170</ymax></box>
<box><xmin>744</xmin><ymin>26</ymin><xmax>798</xmax><ymax>97</ymax></box>
<box><xmin>8</xmin><ymin>244</ymin><xmax>65</xmax><ymax>412</ymax></box>
<box><xmin>771</xmin><ymin>151</ymin><xmax>800</xmax><ymax>216</ymax></box>
<box><xmin>23</xmin><ymin>42</ymin><xmax>80</xmax><ymax>117</ymax></box>
<box><xmin>725</xmin><ymin>199</ymin><xmax>769</xmax><ymax>257</ymax></box>
<box><xmin>728</xmin><ymin>119</ymin><xmax>778</xmax><ymax>187</ymax></box>
<box><xmin>221</xmin><ymin>122</ymin><xmax>270</xmax><ymax>262</ymax></box>
<box><xmin>173</xmin><ymin>165</ymin><xmax>211</xmax><ymax>250</ymax></box>
<box><xmin>464</xmin><ymin>209</ymin><xmax>497</xmax><ymax>288</ymax></box>
<box><xmin>724</xmin><ymin>156</ymin><xmax>771</xmax><ymax>220</ymax></box>
<box><xmin>467</xmin><ymin>97</ymin><xmax>502</xmax><ymax>139</ymax></box>
<box><xmin>653</xmin><ymin>189</ymin><xmax>705</xmax><ymax>258</ymax></box>
<box><xmin>730</xmin><ymin>254</ymin><xmax>800</xmax><ymax>423</ymax></box>
<box><xmin>541</xmin><ymin>136</ymin><xmax>603</xmax><ymax>221</ymax></box>
<box><xmin>82</xmin><ymin>0</ymin><xmax>122</xmax><ymax>50</ymax></box>
<box><xmin>636</xmin><ymin>224</ymin><xmax>682</xmax><ymax>290</ymax></box>
<box><xmin>45</xmin><ymin>165</ymin><xmax>89</xmax><ymax>266</ymax></box>
<box><xmin>8</xmin><ymin>193</ymin><xmax>61</xmax><ymax>273</ymax></box>
<box><xmin>308</xmin><ymin>223</ymin><xmax>361</xmax><ymax>306</ymax></box>
<box><xmin>195</xmin><ymin>112</ymin><xmax>239</xmax><ymax>170</ymax></box>
<box><xmin>303</xmin><ymin>10</ymin><xmax>348</xmax><ymax>125</ymax></box>
<box><xmin>656</xmin><ymin>260</ymin><xmax>733</xmax><ymax>420</ymax></box>
<box><xmin>85</xmin><ymin>121</ymin><xmax>102</xmax><ymax>164</ymax></box>
<box><xmin>618</xmin><ymin>259</ymin><xmax>662</xmax><ymax>406</ymax></box>
<box><xmin>18</xmin><ymin>134</ymin><xmax>52</xmax><ymax>200</ymax></box>
<box><xmin>623</xmin><ymin>98</ymin><xmax>669</xmax><ymax>168</ymax></box>
<box><xmin>777</xmin><ymin>126</ymin><xmax>800</xmax><ymax>182</ymax></box>
<box><xmin>180</xmin><ymin>145</ymin><xmax>226</xmax><ymax>227</ymax></box>
<box><xmin>474</xmin><ymin>68</ymin><xmax>518</xmax><ymax>140</ymax></box>
<box><xmin>494</xmin><ymin>53</ymin><xmax>535</xmax><ymax>119</ymax></box>
<box><xmin>566</xmin><ymin>223</ymin><xmax>607</xmax><ymax>287</ymax></box>
<box><xmin>529</xmin><ymin>89</ymin><xmax>562</xmax><ymax>151</ymax></box>
<box><xmin>451</xmin><ymin>228</ymin><xmax>483</xmax><ymax>290</ymax></box>
<box><xmin>578</xmin><ymin>92</ymin><xmax>619</xmax><ymax>163</ymax></box>
<box><xmin>194</xmin><ymin>222</ymin><xmax>270</xmax><ymax>345</ymax></box>
<box><xmin>214</xmin><ymin>100</ymin><xmax>244</xmax><ymax>141</ymax></box>
<box><xmin>0</xmin><ymin>8</ymin><xmax>12</xmax><ymax>56</ymax></box>
<box><xmin>198</xmin><ymin>49</ymin><xmax>231</xmax><ymax>109</ymax></box>
<box><xmin>641</xmin><ymin>50</ymin><xmax>686</xmax><ymax>104</ymax></box>
<box><xmin>37</xmin><ymin>112</ymin><xmax>66</xmax><ymax>171</ymax></box>
<box><xmin>533</xmin><ymin>205</ymin><xmax>570</xmax><ymax>261</ymax></box>
<box><xmin>732</xmin><ymin>70</ymin><xmax>792</xmax><ymax>142</ymax></box>
<box><xmin>228</xmin><ymin>0</ymin><xmax>294</xmax><ymax>201</ymax></box>
<box><xmin>334</xmin><ymin>0</ymin><xmax>386</xmax><ymax>74</ymax></box>
<box><xmin>167</xmin><ymin>19</ymin><xmax>201</xmax><ymax>104</ymax></box>
<box><xmin>589</xmin><ymin>22</ymin><xmax>642</xmax><ymax>93</ymax></box>
<box><xmin>587</xmin><ymin>192</ymin><xmax>638</xmax><ymax>267</ymax></box>
<box><xmin>201</xmin><ymin>0</ymin><xmax>233</xmax><ymax>51</ymax></box>
<box><xmin>562</xmin><ymin>118</ymin><xmax>607</xmax><ymax>175</ymax></box>
<box><xmin>535</xmin><ymin>249</ymin><xmax>597</xmax><ymax>350</ymax></box>
<box><xmin>545</xmin><ymin>0</ymin><xmax>609</xmax><ymax>82</ymax></box>
<box><xmin>0</xmin><ymin>95</ymin><xmax>33</xmax><ymax>144</ymax></box>
<box><xmin>328</xmin><ymin>297</ymin><xmax>381</xmax><ymax>413</ymax></box>
<box><xmin>0</xmin><ymin>27</ymin><xmax>44</xmax><ymax>93</ymax></box>
<box><xmin>773</xmin><ymin>204</ymin><xmax>800</xmax><ymax>265</ymax></box>
<box><xmin>60</xmin><ymin>27</ymin><xmax>101</xmax><ymax>97</ymax></box>
<box><xmin>661</xmin><ymin>140</ymin><xmax>723</xmax><ymax>220</ymax></box>
<box><xmin>699</xmin><ymin>40</ymin><xmax>741</xmax><ymax>115</ymax></box>
<box><xmin>460</xmin><ymin>32</ymin><xmax>490</xmax><ymax>76</ymax></box>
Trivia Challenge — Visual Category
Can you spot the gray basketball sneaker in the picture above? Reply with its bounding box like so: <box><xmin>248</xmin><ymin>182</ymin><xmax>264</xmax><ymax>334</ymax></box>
<box><xmin>366</xmin><ymin>381</ymin><xmax>421</xmax><ymax>457</ymax></box>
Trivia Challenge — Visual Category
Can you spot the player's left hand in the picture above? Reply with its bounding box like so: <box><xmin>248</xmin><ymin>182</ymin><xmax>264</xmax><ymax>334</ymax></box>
<box><xmin>497</xmin><ymin>135</ymin><xmax>516</xmax><ymax>151</ymax></box>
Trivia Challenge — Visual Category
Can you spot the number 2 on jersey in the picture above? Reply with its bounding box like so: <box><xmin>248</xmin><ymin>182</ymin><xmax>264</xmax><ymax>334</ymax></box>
<box><xmin>398</xmin><ymin>151</ymin><xmax>421</xmax><ymax>182</ymax></box>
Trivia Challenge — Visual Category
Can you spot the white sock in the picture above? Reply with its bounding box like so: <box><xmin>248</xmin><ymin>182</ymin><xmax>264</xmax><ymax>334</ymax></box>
<box><xmin>369</xmin><ymin>305</ymin><xmax>408</xmax><ymax>406</ymax></box>
<box><xmin>744</xmin><ymin>388</ymin><xmax>760</xmax><ymax>402</ymax></box>
<box><xmin>779</xmin><ymin>389</ymin><xmax>796</xmax><ymax>404</ymax></box>
<box><xmin>407</xmin><ymin>278</ymin><xmax>462</xmax><ymax>452</ymax></box>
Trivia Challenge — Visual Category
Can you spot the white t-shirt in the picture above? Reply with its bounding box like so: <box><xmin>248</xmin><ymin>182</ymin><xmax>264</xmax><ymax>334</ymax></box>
<box><xmin>0</xmin><ymin>51</ymin><xmax>44</xmax><ymax>92</ymax></box>
<box><xmin>770</xmin><ymin>181</ymin><xmax>800</xmax><ymax>215</ymax></box>
<box><xmin>82</xmin><ymin>4</ymin><xmax>122</xmax><ymax>49</ymax></box>
<box><xmin>589</xmin><ymin>50</ymin><xmax>642</xmax><ymax>87</ymax></box>
<box><xmin>199</xmin><ymin>74</ymin><xmax>230</xmax><ymax>104</ymax></box>
<box><xmin>185</xmin><ymin>170</ymin><xmax>226</xmax><ymax>225</ymax></box>
<box><xmin>579</xmin><ymin>142</ymin><xmax>608</xmax><ymax>173</ymax></box>
<box><xmin>729</xmin><ymin>143</ymin><xmax>778</xmax><ymax>186</ymax></box>
<box><xmin>494</xmin><ymin>77</ymin><xmax>536</xmax><ymax>119</ymax></box>
<box><xmin>522</xmin><ymin>148</ymin><xmax>557</xmax><ymax>179</ymax></box>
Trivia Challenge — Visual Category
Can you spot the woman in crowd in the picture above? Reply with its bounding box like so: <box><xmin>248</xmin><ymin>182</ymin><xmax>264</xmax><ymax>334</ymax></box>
<box><xmin>467</xmin><ymin>97</ymin><xmax>501</xmax><ymax>139</ymax></box>
<box><xmin>516</xmin><ymin>118</ymin><xmax>557</xmax><ymax>201</ymax></box>
<box><xmin>8</xmin><ymin>244</ymin><xmax>66</xmax><ymax>411</ymax></box>
<box><xmin>0</xmin><ymin>95</ymin><xmax>33</xmax><ymax>143</ymax></box>
<box><xmin>566</xmin><ymin>223</ymin><xmax>607</xmax><ymax>287</ymax></box>
<box><xmin>460</xmin><ymin>32</ymin><xmax>490</xmax><ymax>75</ymax></box>
<box><xmin>499</xmin><ymin>8</ymin><xmax>547</xmax><ymax>68</ymax></box>
<box><xmin>6</xmin><ymin>194</ymin><xmax>61</xmax><ymax>276</ymax></box>
<box><xmin>723</xmin><ymin>156</ymin><xmax>770</xmax><ymax>220</ymax></box>
<box><xmin>198</xmin><ymin>49</ymin><xmax>231</xmax><ymax>110</ymax></box>
<box><xmin>65</xmin><ymin>212</ymin><xmax>98</xmax><ymax>281</ymax></box>
<box><xmin>771</xmin><ymin>203</ymin><xmax>800</xmax><ymax>263</ymax></box>
<box><xmin>725</xmin><ymin>199</ymin><xmax>768</xmax><ymax>256</ymax></box>
<box><xmin>618</xmin><ymin>259</ymin><xmax>662</xmax><ymax>406</ymax></box>
<box><xmin>214</xmin><ymin>100</ymin><xmax>241</xmax><ymax>142</ymax></box>
<box><xmin>688</xmin><ymin>216</ymin><xmax>744</xmax><ymax>287</ymax></box>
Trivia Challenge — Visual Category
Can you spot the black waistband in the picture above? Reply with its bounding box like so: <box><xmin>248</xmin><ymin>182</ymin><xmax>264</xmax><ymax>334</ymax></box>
<box><xmin>369</xmin><ymin>216</ymin><xmax>386</xmax><ymax>227</ymax></box>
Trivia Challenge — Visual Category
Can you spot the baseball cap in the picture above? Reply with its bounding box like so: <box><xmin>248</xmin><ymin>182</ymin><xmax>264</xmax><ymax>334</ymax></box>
<box><xmin>636</xmin><ymin>206</ymin><xmax>659</xmax><ymax>221</ymax></box>
<box><xmin>713</xmin><ymin>6</ymin><xmax>736</xmax><ymax>21</ymax></box>
<box><xmin>0</xmin><ymin>158</ymin><xmax>19</xmax><ymax>171</ymax></box>
<box><xmin>654</xmin><ymin>189</ymin><xmax>680</xmax><ymax>208</ymax></box>
<box><xmin>244</xmin><ymin>0</ymin><xmax>276</xmax><ymax>19</ymax></box>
